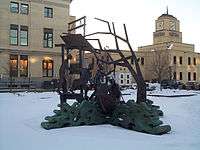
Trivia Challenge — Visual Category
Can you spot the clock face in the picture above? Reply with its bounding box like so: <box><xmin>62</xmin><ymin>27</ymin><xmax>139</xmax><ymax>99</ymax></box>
<box><xmin>156</xmin><ymin>21</ymin><xmax>164</xmax><ymax>31</ymax></box>
<box><xmin>169</xmin><ymin>21</ymin><xmax>176</xmax><ymax>30</ymax></box>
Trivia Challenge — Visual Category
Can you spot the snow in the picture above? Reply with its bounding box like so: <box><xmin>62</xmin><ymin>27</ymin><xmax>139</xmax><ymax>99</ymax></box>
<box><xmin>0</xmin><ymin>89</ymin><xmax>200</xmax><ymax>150</ymax></box>
<box><xmin>148</xmin><ymin>89</ymin><xmax>197</xmax><ymax>97</ymax></box>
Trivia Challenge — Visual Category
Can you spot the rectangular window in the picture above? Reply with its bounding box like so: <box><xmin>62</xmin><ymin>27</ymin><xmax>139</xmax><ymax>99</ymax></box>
<box><xmin>131</xmin><ymin>58</ymin><xmax>134</xmax><ymax>64</ymax></box>
<box><xmin>10</xmin><ymin>24</ymin><xmax>18</xmax><ymax>45</ymax></box>
<box><xmin>173</xmin><ymin>56</ymin><xmax>176</xmax><ymax>64</ymax></box>
<box><xmin>10</xmin><ymin>2</ymin><xmax>19</xmax><ymax>13</ymax></box>
<box><xmin>180</xmin><ymin>72</ymin><xmax>182</xmax><ymax>80</ymax></box>
<box><xmin>127</xmin><ymin>74</ymin><xmax>129</xmax><ymax>79</ymax></box>
<box><xmin>43</xmin><ymin>28</ymin><xmax>53</xmax><ymax>48</ymax></box>
<box><xmin>127</xmin><ymin>80</ymin><xmax>130</xmax><ymax>84</ymax></box>
<box><xmin>20</xmin><ymin>55</ymin><xmax>28</xmax><ymax>77</ymax></box>
<box><xmin>188</xmin><ymin>72</ymin><xmax>191</xmax><ymax>81</ymax></box>
<box><xmin>20</xmin><ymin>26</ymin><xmax>28</xmax><ymax>46</ymax></box>
<box><xmin>193</xmin><ymin>58</ymin><xmax>196</xmax><ymax>65</ymax></box>
<box><xmin>106</xmin><ymin>56</ymin><xmax>109</xmax><ymax>62</ymax></box>
<box><xmin>141</xmin><ymin>57</ymin><xmax>144</xmax><ymax>65</ymax></box>
<box><xmin>179</xmin><ymin>56</ymin><xmax>182</xmax><ymax>65</ymax></box>
<box><xmin>193</xmin><ymin>72</ymin><xmax>196</xmax><ymax>81</ymax></box>
<box><xmin>188</xmin><ymin>57</ymin><xmax>191</xmax><ymax>65</ymax></box>
<box><xmin>42</xmin><ymin>59</ymin><xmax>53</xmax><ymax>77</ymax></box>
<box><xmin>173</xmin><ymin>72</ymin><xmax>176</xmax><ymax>80</ymax></box>
<box><xmin>20</xmin><ymin>3</ymin><xmax>29</xmax><ymax>15</ymax></box>
<box><xmin>44</xmin><ymin>7</ymin><xmax>53</xmax><ymax>18</ymax></box>
<box><xmin>120</xmin><ymin>80</ymin><xmax>123</xmax><ymax>84</ymax></box>
<box><xmin>10</xmin><ymin>55</ymin><xmax>18</xmax><ymax>77</ymax></box>
<box><xmin>120</xmin><ymin>74</ymin><xmax>123</xmax><ymax>78</ymax></box>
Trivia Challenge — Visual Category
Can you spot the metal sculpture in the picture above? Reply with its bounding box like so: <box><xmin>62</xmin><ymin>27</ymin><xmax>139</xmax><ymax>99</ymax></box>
<box><xmin>41</xmin><ymin>17</ymin><xmax>171</xmax><ymax>135</ymax></box>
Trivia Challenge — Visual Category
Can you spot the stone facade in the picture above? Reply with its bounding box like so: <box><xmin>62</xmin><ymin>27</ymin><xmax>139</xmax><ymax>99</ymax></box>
<box><xmin>137</xmin><ymin>13</ymin><xmax>200</xmax><ymax>84</ymax></box>
<box><xmin>111</xmin><ymin>13</ymin><xmax>200</xmax><ymax>85</ymax></box>
<box><xmin>0</xmin><ymin>0</ymin><xmax>74</xmax><ymax>87</ymax></box>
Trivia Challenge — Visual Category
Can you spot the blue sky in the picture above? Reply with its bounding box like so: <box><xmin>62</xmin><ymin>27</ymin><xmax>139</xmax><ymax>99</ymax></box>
<box><xmin>71</xmin><ymin>0</ymin><xmax>200</xmax><ymax>52</ymax></box>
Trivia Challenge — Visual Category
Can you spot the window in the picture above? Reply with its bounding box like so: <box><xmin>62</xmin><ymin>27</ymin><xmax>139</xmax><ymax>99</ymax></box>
<box><xmin>141</xmin><ymin>57</ymin><xmax>144</xmax><ymax>65</ymax></box>
<box><xmin>120</xmin><ymin>74</ymin><xmax>123</xmax><ymax>78</ymax></box>
<box><xmin>20</xmin><ymin>26</ymin><xmax>28</xmax><ymax>46</ymax></box>
<box><xmin>120</xmin><ymin>80</ymin><xmax>123</xmax><ymax>84</ymax></box>
<box><xmin>10</xmin><ymin>55</ymin><xmax>18</xmax><ymax>77</ymax></box>
<box><xmin>193</xmin><ymin>72</ymin><xmax>196</xmax><ymax>81</ymax></box>
<box><xmin>44</xmin><ymin>7</ymin><xmax>53</xmax><ymax>18</ymax></box>
<box><xmin>20</xmin><ymin>55</ymin><xmax>28</xmax><ymax>77</ymax></box>
<box><xmin>131</xmin><ymin>57</ymin><xmax>134</xmax><ymax>64</ymax></box>
<box><xmin>188</xmin><ymin>57</ymin><xmax>191</xmax><ymax>65</ymax></box>
<box><xmin>20</xmin><ymin>3</ymin><xmax>29</xmax><ymax>14</ymax></box>
<box><xmin>188</xmin><ymin>72</ymin><xmax>191</xmax><ymax>81</ymax></box>
<box><xmin>193</xmin><ymin>58</ymin><xmax>196</xmax><ymax>65</ymax></box>
<box><xmin>127</xmin><ymin>74</ymin><xmax>129</xmax><ymax>79</ymax></box>
<box><xmin>10</xmin><ymin>2</ymin><xmax>19</xmax><ymax>13</ymax></box>
<box><xmin>92</xmin><ymin>58</ymin><xmax>94</xmax><ymax>64</ymax></box>
<box><xmin>173</xmin><ymin>56</ymin><xmax>176</xmax><ymax>64</ymax></box>
<box><xmin>106</xmin><ymin>56</ymin><xmax>109</xmax><ymax>62</ymax></box>
<box><xmin>127</xmin><ymin>80</ymin><xmax>130</xmax><ymax>84</ymax></box>
<box><xmin>43</xmin><ymin>28</ymin><xmax>53</xmax><ymax>48</ymax></box>
<box><xmin>173</xmin><ymin>72</ymin><xmax>176</xmax><ymax>80</ymax></box>
<box><xmin>180</xmin><ymin>72</ymin><xmax>182</xmax><ymax>80</ymax></box>
<box><xmin>179</xmin><ymin>56</ymin><xmax>182</xmax><ymax>65</ymax></box>
<box><xmin>10</xmin><ymin>24</ymin><xmax>18</xmax><ymax>45</ymax></box>
<box><xmin>42</xmin><ymin>59</ymin><xmax>53</xmax><ymax>77</ymax></box>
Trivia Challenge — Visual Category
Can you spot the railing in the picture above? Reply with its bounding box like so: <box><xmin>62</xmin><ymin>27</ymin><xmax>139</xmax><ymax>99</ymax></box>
<box><xmin>0</xmin><ymin>80</ymin><xmax>35</xmax><ymax>90</ymax></box>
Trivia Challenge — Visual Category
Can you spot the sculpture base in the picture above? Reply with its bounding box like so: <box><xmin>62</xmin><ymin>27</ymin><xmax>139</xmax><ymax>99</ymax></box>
<box><xmin>41</xmin><ymin>100</ymin><xmax>171</xmax><ymax>135</ymax></box>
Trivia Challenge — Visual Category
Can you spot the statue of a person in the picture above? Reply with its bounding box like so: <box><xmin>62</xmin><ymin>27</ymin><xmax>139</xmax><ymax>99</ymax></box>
<box><xmin>80</xmin><ymin>64</ymin><xmax>93</xmax><ymax>99</ymax></box>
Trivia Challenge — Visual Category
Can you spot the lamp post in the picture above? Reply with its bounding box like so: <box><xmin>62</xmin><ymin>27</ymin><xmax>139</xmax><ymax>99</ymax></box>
<box><xmin>29</xmin><ymin>57</ymin><xmax>36</xmax><ymax>90</ymax></box>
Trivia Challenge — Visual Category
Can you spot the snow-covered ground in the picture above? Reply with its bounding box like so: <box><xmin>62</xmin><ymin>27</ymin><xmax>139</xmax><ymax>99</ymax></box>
<box><xmin>0</xmin><ymin>89</ymin><xmax>200</xmax><ymax>150</ymax></box>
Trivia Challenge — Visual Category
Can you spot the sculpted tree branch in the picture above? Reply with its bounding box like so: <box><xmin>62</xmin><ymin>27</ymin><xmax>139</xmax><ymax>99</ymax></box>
<box><xmin>86</xmin><ymin>18</ymin><xmax>147</xmax><ymax>103</ymax></box>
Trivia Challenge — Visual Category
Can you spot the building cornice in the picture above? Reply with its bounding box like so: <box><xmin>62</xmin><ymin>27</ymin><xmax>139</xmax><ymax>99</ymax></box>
<box><xmin>19</xmin><ymin>0</ymin><xmax>70</xmax><ymax>8</ymax></box>
<box><xmin>0</xmin><ymin>48</ymin><xmax>62</xmax><ymax>56</ymax></box>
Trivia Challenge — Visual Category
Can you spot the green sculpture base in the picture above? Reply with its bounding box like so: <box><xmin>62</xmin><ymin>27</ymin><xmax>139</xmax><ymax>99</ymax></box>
<box><xmin>41</xmin><ymin>100</ymin><xmax>171</xmax><ymax>135</ymax></box>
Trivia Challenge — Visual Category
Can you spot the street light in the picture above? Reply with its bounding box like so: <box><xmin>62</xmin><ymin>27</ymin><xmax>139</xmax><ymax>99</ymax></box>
<box><xmin>29</xmin><ymin>57</ymin><xmax>37</xmax><ymax>90</ymax></box>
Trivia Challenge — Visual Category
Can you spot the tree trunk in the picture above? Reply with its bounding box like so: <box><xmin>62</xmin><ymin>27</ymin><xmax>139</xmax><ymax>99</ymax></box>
<box><xmin>137</xmin><ymin>81</ymin><xmax>146</xmax><ymax>103</ymax></box>
<box><xmin>126</xmin><ymin>63</ymin><xmax>147</xmax><ymax>103</ymax></box>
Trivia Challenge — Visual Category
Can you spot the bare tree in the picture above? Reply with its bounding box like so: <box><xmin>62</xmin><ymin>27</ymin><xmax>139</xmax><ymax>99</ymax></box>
<box><xmin>151</xmin><ymin>50</ymin><xmax>171</xmax><ymax>89</ymax></box>
<box><xmin>85</xmin><ymin>19</ymin><xmax>147</xmax><ymax>103</ymax></box>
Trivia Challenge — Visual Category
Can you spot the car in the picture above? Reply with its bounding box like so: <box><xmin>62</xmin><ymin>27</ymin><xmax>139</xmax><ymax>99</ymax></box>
<box><xmin>161</xmin><ymin>80</ymin><xmax>182</xmax><ymax>89</ymax></box>
<box><xmin>185</xmin><ymin>81</ymin><xmax>200</xmax><ymax>90</ymax></box>
<box><xmin>146</xmin><ymin>83</ymin><xmax>156</xmax><ymax>91</ymax></box>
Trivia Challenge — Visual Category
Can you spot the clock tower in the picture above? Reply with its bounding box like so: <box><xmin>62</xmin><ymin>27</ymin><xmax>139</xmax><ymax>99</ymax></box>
<box><xmin>153</xmin><ymin>11</ymin><xmax>182</xmax><ymax>44</ymax></box>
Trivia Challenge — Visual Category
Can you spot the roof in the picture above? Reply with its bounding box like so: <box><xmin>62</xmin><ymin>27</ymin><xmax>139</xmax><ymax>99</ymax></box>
<box><xmin>158</xmin><ymin>13</ymin><xmax>177</xmax><ymax>20</ymax></box>
<box><xmin>61</xmin><ymin>34</ymin><xmax>94</xmax><ymax>51</ymax></box>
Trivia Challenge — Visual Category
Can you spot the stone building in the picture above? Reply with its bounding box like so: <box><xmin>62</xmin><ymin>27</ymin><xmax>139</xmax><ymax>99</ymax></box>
<box><xmin>0</xmin><ymin>0</ymin><xmax>74</xmax><ymax>87</ymax></box>
<box><xmin>137</xmin><ymin>12</ymin><xmax>200</xmax><ymax>84</ymax></box>
<box><xmin>111</xmin><ymin>12</ymin><xmax>200</xmax><ymax>86</ymax></box>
